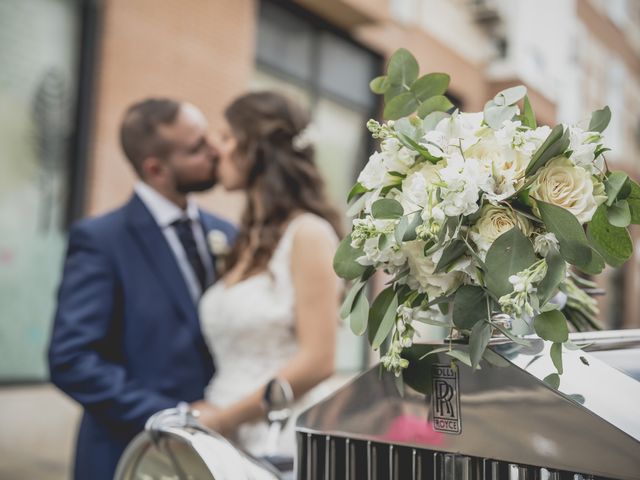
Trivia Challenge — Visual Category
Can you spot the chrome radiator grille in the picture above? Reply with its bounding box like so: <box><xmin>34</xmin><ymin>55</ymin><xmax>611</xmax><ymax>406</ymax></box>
<box><xmin>295</xmin><ymin>432</ymin><xmax>606</xmax><ymax>480</ymax></box>
<box><xmin>295</xmin><ymin>331</ymin><xmax>640</xmax><ymax>480</ymax></box>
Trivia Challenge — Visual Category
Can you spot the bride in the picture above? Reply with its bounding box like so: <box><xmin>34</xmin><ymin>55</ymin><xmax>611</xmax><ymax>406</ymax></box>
<box><xmin>192</xmin><ymin>91</ymin><xmax>343</xmax><ymax>456</ymax></box>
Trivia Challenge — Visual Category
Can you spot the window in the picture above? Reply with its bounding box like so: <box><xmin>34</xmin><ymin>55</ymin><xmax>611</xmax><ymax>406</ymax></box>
<box><xmin>253</xmin><ymin>0</ymin><xmax>381</xmax><ymax>371</ymax></box>
<box><xmin>0</xmin><ymin>0</ymin><xmax>96</xmax><ymax>382</ymax></box>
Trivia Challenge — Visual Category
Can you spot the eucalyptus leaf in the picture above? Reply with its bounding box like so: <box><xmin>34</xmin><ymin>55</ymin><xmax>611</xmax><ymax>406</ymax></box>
<box><xmin>422</xmin><ymin>111</ymin><xmax>450</xmax><ymax>131</ymax></box>
<box><xmin>386</xmin><ymin>48</ymin><xmax>419</xmax><ymax>89</ymax></box>
<box><xmin>543</xmin><ymin>373</ymin><xmax>560</xmax><ymax>389</ymax></box>
<box><xmin>399</xmin><ymin>213</ymin><xmax>420</xmax><ymax>242</ymax></box>
<box><xmin>416</xmin><ymin>95</ymin><xmax>454</xmax><ymax>118</ymax></box>
<box><xmin>607</xmin><ymin>200</ymin><xmax>631</xmax><ymax>228</ymax></box>
<box><xmin>494</xmin><ymin>85</ymin><xmax>527</xmax><ymax>106</ymax></box>
<box><xmin>522</xmin><ymin>95</ymin><xmax>537</xmax><ymax>129</ymax></box>
<box><xmin>551</xmin><ymin>342</ymin><xmax>563</xmax><ymax>375</ymax></box>
<box><xmin>470</xmin><ymin>321</ymin><xmax>492</xmax><ymax>370</ymax></box>
<box><xmin>372</xmin><ymin>198</ymin><xmax>404</xmax><ymax>219</ymax></box>
<box><xmin>587</xmin><ymin>204</ymin><xmax>633</xmax><ymax>267</ymax></box>
<box><xmin>533</xmin><ymin>310</ymin><xmax>569</xmax><ymax>343</ymax></box>
<box><xmin>435</xmin><ymin>239</ymin><xmax>467</xmax><ymax>273</ymax></box>
<box><xmin>410</xmin><ymin>73</ymin><xmax>450</xmax><ymax>101</ymax></box>
<box><xmin>340</xmin><ymin>280</ymin><xmax>365</xmax><ymax>319</ymax></box>
<box><xmin>537</xmin><ymin>201</ymin><xmax>592</xmax><ymax>269</ymax></box>
<box><xmin>369</xmin><ymin>75</ymin><xmax>388</xmax><ymax>94</ymax></box>
<box><xmin>383</xmin><ymin>92</ymin><xmax>418</xmax><ymax>120</ymax></box>
<box><xmin>444</xmin><ymin>349</ymin><xmax>474</xmax><ymax>368</ymax></box>
<box><xmin>394</xmin><ymin>117</ymin><xmax>419</xmax><ymax>140</ymax></box>
<box><xmin>525</xmin><ymin>125</ymin><xmax>570</xmax><ymax>176</ymax></box>
<box><xmin>484</xmin><ymin>228</ymin><xmax>537</xmax><ymax>299</ymax></box>
<box><xmin>604</xmin><ymin>171</ymin><xmax>628</xmax><ymax>206</ymax></box>
<box><xmin>588</xmin><ymin>106</ymin><xmax>611</xmax><ymax>133</ymax></box>
<box><xmin>395</xmin><ymin>215</ymin><xmax>409</xmax><ymax>245</ymax></box>
<box><xmin>333</xmin><ymin>234</ymin><xmax>367</xmax><ymax>280</ymax></box>
<box><xmin>626</xmin><ymin>179</ymin><xmax>640</xmax><ymax>224</ymax></box>
<box><xmin>536</xmin><ymin>247</ymin><xmax>566</xmax><ymax>306</ymax></box>
<box><xmin>482</xmin><ymin>348</ymin><xmax>511</xmax><ymax>367</ymax></box>
<box><xmin>348</xmin><ymin>288</ymin><xmax>369</xmax><ymax>336</ymax></box>
<box><xmin>483</xmin><ymin>102</ymin><xmax>518</xmax><ymax>130</ymax></box>
<box><xmin>452</xmin><ymin>285</ymin><xmax>487</xmax><ymax>329</ymax></box>
<box><xmin>368</xmin><ymin>287</ymin><xmax>399</xmax><ymax>349</ymax></box>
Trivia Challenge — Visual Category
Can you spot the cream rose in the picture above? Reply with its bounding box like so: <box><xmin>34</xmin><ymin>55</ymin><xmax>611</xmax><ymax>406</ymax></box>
<box><xmin>529</xmin><ymin>157</ymin><xmax>607</xmax><ymax>224</ymax></box>
<box><xmin>470</xmin><ymin>204</ymin><xmax>533</xmax><ymax>254</ymax></box>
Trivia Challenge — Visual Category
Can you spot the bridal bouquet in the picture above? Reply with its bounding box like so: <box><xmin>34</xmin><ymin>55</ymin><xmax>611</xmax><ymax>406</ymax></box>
<box><xmin>334</xmin><ymin>48</ymin><xmax>639</xmax><ymax>380</ymax></box>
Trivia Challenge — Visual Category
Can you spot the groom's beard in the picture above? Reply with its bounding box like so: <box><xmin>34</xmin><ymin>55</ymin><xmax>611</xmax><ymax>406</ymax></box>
<box><xmin>175</xmin><ymin>177</ymin><xmax>216</xmax><ymax>193</ymax></box>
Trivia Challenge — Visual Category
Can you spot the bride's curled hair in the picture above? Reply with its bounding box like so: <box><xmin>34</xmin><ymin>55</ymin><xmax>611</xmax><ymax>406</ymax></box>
<box><xmin>224</xmin><ymin>91</ymin><xmax>343</xmax><ymax>277</ymax></box>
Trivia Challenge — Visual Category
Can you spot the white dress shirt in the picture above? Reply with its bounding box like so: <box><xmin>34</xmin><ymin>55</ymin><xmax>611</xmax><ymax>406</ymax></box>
<box><xmin>134</xmin><ymin>182</ymin><xmax>215</xmax><ymax>303</ymax></box>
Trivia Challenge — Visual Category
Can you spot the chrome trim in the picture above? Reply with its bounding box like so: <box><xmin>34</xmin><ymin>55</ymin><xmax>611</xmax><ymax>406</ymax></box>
<box><xmin>296</xmin><ymin>330</ymin><xmax>640</xmax><ymax>479</ymax></box>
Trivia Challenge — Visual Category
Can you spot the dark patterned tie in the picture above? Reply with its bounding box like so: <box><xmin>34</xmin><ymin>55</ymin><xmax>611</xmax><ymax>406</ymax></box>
<box><xmin>172</xmin><ymin>217</ymin><xmax>207</xmax><ymax>292</ymax></box>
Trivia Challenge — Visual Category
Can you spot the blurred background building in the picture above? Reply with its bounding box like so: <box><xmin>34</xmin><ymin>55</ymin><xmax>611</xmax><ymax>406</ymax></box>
<box><xmin>1</xmin><ymin>0</ymin><xmax>639</xmax><ymax>478</ymax></box>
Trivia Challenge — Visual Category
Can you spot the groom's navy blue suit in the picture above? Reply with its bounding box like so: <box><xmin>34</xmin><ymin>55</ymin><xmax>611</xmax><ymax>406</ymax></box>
<box><xmin>48</xmin><ymin>194</ymin><xmax>235</xmax><ymax>480</ymax></box>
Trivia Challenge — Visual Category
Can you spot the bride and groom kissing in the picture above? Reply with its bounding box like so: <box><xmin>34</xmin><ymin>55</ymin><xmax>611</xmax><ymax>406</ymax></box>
<box><xmin>48</xmin><ymin>91</ymin><xmax>343</xmax><ymax>480</ymax></box>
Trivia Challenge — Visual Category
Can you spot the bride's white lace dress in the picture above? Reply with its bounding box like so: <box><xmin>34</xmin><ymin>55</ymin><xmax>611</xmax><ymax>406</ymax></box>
<box><xmin>199</xmin><ymin>213</ymin><xmax>338</xmax><ymax>456</ymax></box>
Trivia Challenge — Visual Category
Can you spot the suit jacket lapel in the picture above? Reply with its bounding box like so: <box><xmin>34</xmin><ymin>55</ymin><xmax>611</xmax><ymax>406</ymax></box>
<box><xmin>199</xmin><ymin>211</ymin><xmax>220</xmax><ymax>282</ymax></box>
<box><xmin>125</xmin><ymin>195</ymin><xmax>198</xmax><ymax>326</ymax></box>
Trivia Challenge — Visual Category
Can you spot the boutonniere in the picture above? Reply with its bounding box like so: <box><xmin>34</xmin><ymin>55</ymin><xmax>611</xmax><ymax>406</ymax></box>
<box><xmin>207</xmin><ymin>230</ymin><xmax>230</xmax><ymax>273</ymax></box>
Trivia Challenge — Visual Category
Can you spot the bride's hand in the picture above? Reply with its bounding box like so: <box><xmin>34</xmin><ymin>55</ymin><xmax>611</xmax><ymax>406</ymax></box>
<box><xmin>190</xmin><ymin>401</ymin><xmax>235</xmax><ymax>437</ymax></box>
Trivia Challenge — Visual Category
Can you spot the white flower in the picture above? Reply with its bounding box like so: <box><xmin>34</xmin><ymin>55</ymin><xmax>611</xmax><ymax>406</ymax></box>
<box><xmin>381</xmin><ymin>137</ymin><xmax>416</xmax><ymax>174</ymax></box>
<box><xmin>207</xmin><ymin>230</ymin><xmax>230</xmax><ymax>256</ymax></box>
<box><xmin>402</xmin><ymin>241</ymin><xmax>464</xmax><ymax>298</ymax></box>
<box><xmin>420</xmin><ymin>130</ymin><xmax>448</xmax><ymax>157</ymax></box>
<box><xmin>470</xmin><ymin>204</ymin><xmax>533</xmax><ymax>255</ymax></box>
<box><xmin>435</xmin><ymin>111</ymin><xmax>484</xmax><ymax>150</ymax></box>
<box><xmin>400</xmin><ymin>163</ymin><xmax>441</xmax><ymax>210</ymax></box>
<box><xmin>357</xmin><ymin>236</ymin><xmax>406</xmax><ymax>268</ymax></box>
<box><xmin>358</xmin><ymin>151</ymin><xmax>388</xmax><ymax>189</ymax></box>
<box><xmin>533</xmin><ymin>232</ymin><xmax>559</xmax><ymax>257</ymax></box>
<box><xmin>529</xmin><ymin>157</ymin><xmax>607</xmax><ymax>224</ymax></box>
<box><xmin>437</xmin><ymin>151</ymin><xmax>486</xmax><ymax>217</ymax></box>
<box><xmin>568</xmin><ymin>126</ymin><xmax>604</xmax><ymax>175</ymax></box>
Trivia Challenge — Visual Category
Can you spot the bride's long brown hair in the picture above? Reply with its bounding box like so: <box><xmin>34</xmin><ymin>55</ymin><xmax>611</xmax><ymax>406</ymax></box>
<box><xmin>224</xmin><ymin>91</ymin><xmax>343</xmax><ymax>277</ymax></box>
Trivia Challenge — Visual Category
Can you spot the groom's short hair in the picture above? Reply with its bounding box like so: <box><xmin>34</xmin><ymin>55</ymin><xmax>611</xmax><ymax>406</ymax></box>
<box><xmin>120</xmin><ymin>98</ymin><xmax>181</xmax><ymax>176</ymax></box>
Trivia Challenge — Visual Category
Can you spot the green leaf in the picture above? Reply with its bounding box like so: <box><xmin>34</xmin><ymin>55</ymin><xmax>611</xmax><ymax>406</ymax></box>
<box><xmin>384</xmin><ymin>83</ymin><xmax>406</xmax><ymax>103</ymax></box>
<box><xmin>422</xmin><ymin>111</ymin><xmax>450</xmax><ymax>131</ymax></box>
<box><xmin>537</xmin><ymin>201</ymin><xmax>592</xmax><ymax>269</ymax></box>
<box><xmin>551</xmin><ymin>342</ymin><xmax>563</xmax><ymax>375</ymax></box>
<box><xmin>435</xmin><ymin>240</ymin><xmax>467</xmax><ymax>273</ymax></box>
<box><xmin>470</xmin><ymin>321</ymin><xmax>492</xmax><ymax>370</ymax></box>
<box><xmin>416</xmin><ymin>95</ymin><xmax>454</xmax><ymax>118</ymax></box>
<box><xmin>525</xmin><ymin>125</ymin><xmax>570</xmax><ymax>176</ymax></box>
<box><xmin>534</xmin><ymin>310</ymin><xmax>569</xmax><ymax>343</ymax></box>
<box><xmin>543</xmin><ymin>373</ymin><xmax>560</xmax><ymax>389</ymax></box>
<box><xmin>347</xmin><ymin>182</ymin><xmax>369</xmax><ymax>203</ymax></box>
<box><xmin>626</xmin><ymin>179</ymin><xmax>640</xmax><ymax>224</ymax></box>
<box><xmin>340</xmin><ymin>280</ymin><xmax>365</xmax><ymax>319</ymax></box>
<box><xmin>537</xmin><ymin>248</ymin><xmax>566</xmax><ymax>306</ymax></box>
<box><xmin>395</xmin><ymin>215</ymin><xmax>409</xmax><ymax>245</ymax></box>
<box><xmin>383</xmin><ymin>92</ymin><xmax>418</xmax><ymax>120</ymax></box>
<box><xmin>607</xmin><ymin>200</ymin><xmax>631</xmax><ymax>227</ymax></box>
<box><xmin>587</xmin><ymin>204</ymin><xmax>633</xmax><ymax>267</ymax></box>
<box><xmin>348</xmin><ymin>288</ymin><xmax>369</xmax><ymax>336</ymax></box>
<box><xmin>588</xmin><ymin>106</ymin><xmax>611</xmax><ymax>133</ymax></box>
<box><xmin>402</xmin><ymin>212</ymin><xmax>424</xmax><ymax>241</ymax></box>
<box><xmin>452</xmin><ymin>285</ymin><xmax>487</xmax><ymax>330</ymax></box>
<box><xmin>369</xmin><ymin>287</ymin><xmax>399</xmax><ymax>349</ymax></box>
<box><xmin>482</xmin><ymin>348</ymin><xmax>511</xmax><ymax>367</ymax></box>
<box><xmin>604</xmin><ymin>171</ymin><xmax>628</xmax><ymax>206</ymax></box>
<box><xmin>386</xmin><ymin>48</ymin><xmax>419</xmax><ymax>88</ymax></box>
<box><xmin>333</xmin><ymin>234</ymin><xmax>367</xmax><ymax>280</ymax></box>
<box><xmin>483</xmin><ymin>101</ymin><xmax>518</xmax><ymax>130</ymax></box>
<box><xmin>484</xmin><ymin>228</ymin><xmax>537</xmax><ymax>299</ymax></box>
<box><xmin>397</xmin><ymin>133</ymin><xmax>441</xmax><ymax>162</ymax></box>
<box><xmin>410</xmin><ymin>73</ymin><xmax>450</xmax><ymax>102</ymax></box>
<box><xmin>494</xmin><ymin>85</ymin><xmax>527</xmax><ymax>106</ymax></box>
<box><xmin>372</xmin><ymin>198</ymin><xmax>404</xmax><ymax>219</ymax></box>
<box><xmin>521</xmin><ymin>95</ymin><xmax>537</xmax><ymax>129</ymax></box>
<box><xmin>444</xmin><ymin>349</ymin><xmax>473</xmax><ymax>368</ymax></box>
<box><xmin>370</xmin><ymin>75</ymin><xmax>388</xmax><ymax>94</ymax></box>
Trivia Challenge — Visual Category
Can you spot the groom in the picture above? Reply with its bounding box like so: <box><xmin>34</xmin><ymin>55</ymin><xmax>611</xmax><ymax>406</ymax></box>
<box><xmin>48</xmin><ymin>98</ymin><xmax>235</xmax><ymax>480</ymax></box>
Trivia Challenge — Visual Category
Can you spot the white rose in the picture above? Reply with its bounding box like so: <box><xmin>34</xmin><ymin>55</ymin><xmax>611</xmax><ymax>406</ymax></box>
<box><xmin>402</xmin><ymin>241</ymin><xmax>464</xmax><ymax>298</ymax></box>
<box><xmin>207</xmin><ymin>230</ymin><xmax>230</xmax><ymax>256</ymax></box>
<box><xmin>529</xmin><ymin>157</ymin><xmax>607</xmax><ymax>224</ymax></box>
<box><xmin>470</xmin><ymin>204</ymin><xmax>533</xmax><ymax>255</ymax></box>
